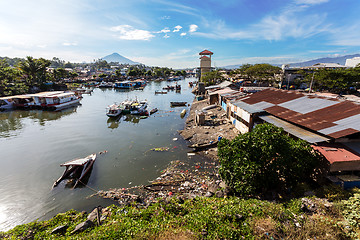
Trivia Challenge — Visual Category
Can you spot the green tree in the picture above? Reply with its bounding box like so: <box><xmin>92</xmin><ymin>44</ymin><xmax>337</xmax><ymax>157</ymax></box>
<box><xmin>52</xmin><ymin>68</ymin><xmax>68</xmax><ymax>81</ymax></box>
<box><xmin>244</xmin><ymin>64</ymin><xmax>281</xmax><ymax>86</ymax></box>
<box><xmin>201</xmin><ymin>70</ymin><xmax>225</xmax><ymax>86</ymax></box>
<box><xmin>17</xmin><ymin>56</ymin><xmax>51</xmax><ymax>87</ymax></box>
<box><xmin>218</xmin><ymin>124</ymin><xmax>322</xmax><ymax>197</ymax></box>
<box><xmin>0</xmin><ymin>60</ymin><xmax>27</xmax><ymax>96</ymax></box>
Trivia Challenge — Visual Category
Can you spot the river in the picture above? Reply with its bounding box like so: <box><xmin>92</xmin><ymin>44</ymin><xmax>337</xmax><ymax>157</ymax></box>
<box><xmin>0</xmin><ymin>77</ymin><xmax>205</xmax><ymax>231</ymax></box>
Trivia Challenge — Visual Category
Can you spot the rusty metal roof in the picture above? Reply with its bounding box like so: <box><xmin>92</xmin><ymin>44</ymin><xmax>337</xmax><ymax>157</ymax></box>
<box><xmin>239</xmin><ymin>88</ymin><xmax>360</xmax><ymax>139</ymax></box>
<box><xmin>260</xmin><ymin>115</ymin><xmax>331</xmax><ymax>143</ymax></box>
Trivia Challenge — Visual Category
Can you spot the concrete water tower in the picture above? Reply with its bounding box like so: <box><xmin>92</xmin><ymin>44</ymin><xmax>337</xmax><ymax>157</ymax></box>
<box><xmin>199</xmin><ymin>49</ymin><xmax>213</xmax><ymax>79</ymax></box>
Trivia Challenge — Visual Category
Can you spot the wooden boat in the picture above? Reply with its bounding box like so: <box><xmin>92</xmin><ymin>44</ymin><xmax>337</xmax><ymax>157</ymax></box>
<box><xmin>106</xmin><ymin>104</ymin><xmax>123</xmax><ymax>117</ymax></box>
<box><xmin>155</xmin><ymin>90</ymin><xmax>167</xmax><ymax>94</ymax></box>
<box><xmin>170</xmin><ymin>101</ymin><xmax>187</xmax><ymax>107</ymax></box>
<box><xmin>53</xmin><ymin>153</ymin><xmax>96</xmax><ymax>189</ymax></box>
<box><xmin>0</xmin><ymin>97</ymin><xmax>14</xmax><ymax>110</ymax></box>
<box><xmin>163</xmin><ymin>85</ymin><xmax>175</xmax><ymax>90</ymax></box>
<box><xmin>188</xmin><ymin>141</ymin><xmax>218</xmax><ymax>151</ymax></box>
<box><xmin>150</xmin><ymin>108</ymin><xmax>158</xmax><ymax>115</ymax></box>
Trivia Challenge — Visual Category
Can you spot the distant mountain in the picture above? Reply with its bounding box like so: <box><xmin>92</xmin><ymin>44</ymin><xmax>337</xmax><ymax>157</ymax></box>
<box><xmin>222</xmin><ymin>54</ymin><xmax>360</xmax><ymax>69</ymax></box>
<box><xmin>288</xmin><ymin>54</ymin><xmax>360</xmax><ymax>68</ymax></box>
<box><xmin>101</xmin><ymin>53</ymin><xmax>139</xmax><ymax>65</ymax></box>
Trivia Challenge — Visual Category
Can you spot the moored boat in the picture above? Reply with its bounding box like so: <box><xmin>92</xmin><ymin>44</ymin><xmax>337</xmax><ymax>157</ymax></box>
<box><xmin>114</xmin><ymin>81</ymin><xmax>135</xmax><ymax>89</ymax></box>
<box><xmin>150</xmin><ymin>108</ymin><xmax>158</xmax><ymax>114</ymax></box>
<box><xmin>0</xmin><ymin>97</ymin><xmax>14</xmax><ymax>110</ymax></box>
<box><xmin>130</xmin><ymin>100</ymin><xmax>148</xmax><ymax>115</ymax></box>
<box><xmin>106</xmin><ymin>103</ymin><xmax>123</xmax><ymax>117</ymax></box>
<box><xmin>155</xmin><ymin>90</ymin><xmax>167</xmax><ymax>94</ymax></box>
<box><xmin>34</xmin><ymin>92</ymin><xmax>81</xmax><ymax>111</ymax></box>
<box><xmin>170</xmin><ymin>101</ymin><xmax>187</xmax><ymax>107</ymax></box>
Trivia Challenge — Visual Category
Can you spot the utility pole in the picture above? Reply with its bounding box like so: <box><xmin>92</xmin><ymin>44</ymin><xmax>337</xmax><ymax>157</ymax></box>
<box><xmin>309</xmin><ymin>71</ymin><xmax>315</xmax><ymax>93</ymax></box>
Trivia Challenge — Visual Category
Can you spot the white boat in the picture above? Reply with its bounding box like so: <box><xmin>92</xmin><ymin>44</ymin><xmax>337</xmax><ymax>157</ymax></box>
<box><xmin>130</xmin><ymin>100</ymin><xmax>148</xmax><ymax>115</ymax></box>
<box><xmin>106</xmin><ymin>104</ymin><xmax>123</xmax><ymax>117</ymax></box>
<box><xmin>0</xmin><ymin>97</ymin><xmax>14</xmax><ymax>110</ymax></box>
<box><xmin>33</xmin><ymin>92</ymin><xmax>81</xmax><ymax>111</ymax></box>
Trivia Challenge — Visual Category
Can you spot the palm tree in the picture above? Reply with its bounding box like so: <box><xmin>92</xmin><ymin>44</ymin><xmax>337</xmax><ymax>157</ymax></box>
<box><xmin>18</xmin><ymin>56</ymin><xmax>51</xmax><ymax>86</ymax></box>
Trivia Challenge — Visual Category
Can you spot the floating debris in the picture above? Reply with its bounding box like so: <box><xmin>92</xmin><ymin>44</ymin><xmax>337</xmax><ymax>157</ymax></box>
<box><xmin>150</xmin><ymin>147</ymin><xmax>170</xmax><ymax>152</ymax></box>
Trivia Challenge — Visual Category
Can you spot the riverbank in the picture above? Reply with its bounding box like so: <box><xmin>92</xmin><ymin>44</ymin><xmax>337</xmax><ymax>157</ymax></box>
<box><xmin>2</xmin><ymin>96</ymin><xmax>360</xmax><ymax>239</ymax></box>
<box><xmin>179</xmin><ymin>99</ymin><xmax>239</xmax><ymax>159</ymax></box>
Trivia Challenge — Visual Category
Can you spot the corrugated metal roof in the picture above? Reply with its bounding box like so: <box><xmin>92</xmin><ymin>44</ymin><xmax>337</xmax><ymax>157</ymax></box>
<box><xmin>232</xmin><ymin>101</ymin><xmax>264</xmax><ymax>114</ymax></box>
<box><xmin>278</xmin><ymin>96</ymin><xmax>338</xmax><ymax>114</ymax></box>
<box><xmin>239</xmin><ymin>88</ymin><xmax>360</xmax><ymax>139</ymax></box>
<box><xmin>209</xmin><ymin>87</ymin><xmax>235</xmax><ymax>96</ymax></box>
<box><xmin>259</xmin><ymin>115</ymin><xmax>331</xmax><ymax>143</ymax></box>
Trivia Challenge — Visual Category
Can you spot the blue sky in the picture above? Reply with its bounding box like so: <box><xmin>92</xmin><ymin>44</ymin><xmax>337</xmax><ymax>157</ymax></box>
<box><xmin>0</xmin><ymin>0</ymin><xmax>360</xmax><ymax>68</ymax></box>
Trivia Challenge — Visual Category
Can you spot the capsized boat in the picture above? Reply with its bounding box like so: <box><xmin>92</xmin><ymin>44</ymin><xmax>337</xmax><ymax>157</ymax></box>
<box><xmin>106</xmin><ymin>104</ymin><xmax>123</xmax><ymax>117</ymax></box>
<box><xmin>52</xmin><ymin>153</ymin><xmax>96</xmax><ymax>189</ymax></box>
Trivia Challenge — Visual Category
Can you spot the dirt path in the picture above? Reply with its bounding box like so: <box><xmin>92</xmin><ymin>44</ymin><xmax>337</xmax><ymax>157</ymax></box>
<box><xmin>179</xmin><ymin>99</ymin><xmax>240</xmax><ymax>159</ymax></box>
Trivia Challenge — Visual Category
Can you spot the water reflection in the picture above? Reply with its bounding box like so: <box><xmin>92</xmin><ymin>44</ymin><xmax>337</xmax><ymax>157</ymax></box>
<box><xmin>0</xmin><ymin>107</ymin><xmax>78</xmax><ymax>138</ymax></box>
<box><xmin>106</xmin><ymin>116</ymin><xmax>122</xmax><ymax>129</ymax></box>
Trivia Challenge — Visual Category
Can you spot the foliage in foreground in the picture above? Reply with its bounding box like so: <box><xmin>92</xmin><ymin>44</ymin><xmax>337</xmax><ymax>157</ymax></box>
<box><xmin>1</xmin><ymin>195</ymin><xmax>356</xmax><ymax>240</ymax></box>
<box><xmin>218</xmin><ymin>124</ymin><xmax>324</xmax><ymax>197</ymax></box>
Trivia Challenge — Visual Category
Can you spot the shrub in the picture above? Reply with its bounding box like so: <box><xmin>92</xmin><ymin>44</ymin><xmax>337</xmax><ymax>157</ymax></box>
<box><xmin>218</xmin><ymin>124</ymin><xmax>323</xmax><ymax>197</ymax></box>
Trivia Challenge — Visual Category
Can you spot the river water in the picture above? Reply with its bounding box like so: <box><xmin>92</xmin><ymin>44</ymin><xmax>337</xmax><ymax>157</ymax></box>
<box><xmin>0</xmin><ymin>77</ymin><xmax>204</xmax><ymax>231</ymax></box>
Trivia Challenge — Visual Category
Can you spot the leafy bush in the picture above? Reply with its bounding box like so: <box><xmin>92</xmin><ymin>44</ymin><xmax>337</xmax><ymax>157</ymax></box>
<box><xmin>218</xmin><ymin>124</ymin><xmax>323</xmax><ymax>197</ymax></box>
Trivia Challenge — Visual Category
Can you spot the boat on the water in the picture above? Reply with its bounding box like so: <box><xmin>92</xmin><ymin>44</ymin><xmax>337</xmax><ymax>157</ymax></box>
<box><xmin>130</xmin><ymin>100</ymin><xmax>148</xmax><ymax>115</ymax></box>
<box><xmin>150</xmin><ymin>108</ymin><xmax>158</xmax><ymax>115</ymax></box>
<box><xmin>53</xmin><ymin>153</ymin><xmax>96</xmax><ymax>189</ymax></box>
<box><xmin>155</xmin><ymin>90</ymin><xmax>167</xmax><ymax>94</ymax></box>
<box><xmin>114</xmin><ymin>81</ymin><xmax>135</xmax><ymax>89</ymax></box>
<box><xmin>0</xmin><ymin>97</ymin><xmax>14</xmax><ymax>110</ymax></box>
<box><xmin>35</xmin><ymin>92</ymin><xmax>81</xmax><ymax>111</ymax></box>
<box><xmin>170</xmin><ymin>101</ymin><xmax>187</xmax><ymax>107</ymax></box>
<box><xmin>106</xmin><ymin>104</ymin><xmax>123</xmax><ymax>117</ymax></box>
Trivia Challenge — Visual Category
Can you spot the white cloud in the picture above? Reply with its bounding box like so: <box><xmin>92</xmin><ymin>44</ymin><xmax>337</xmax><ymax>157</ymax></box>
<box><xmin>160</xmin><ymin>15</ymin><xmax>171</xmax><ymax>20</ymax></box>
<box><xmin>180</xmin><ymin>32</ymin><xmax>187</xmax><ymax>36</ymax></box>
<box><xmin>329</xmin><ymin>22</ymin><xmax>360</xmax><ymax>46</ymax></box>
<box><xmin>295</xmin><ymin>0</ymin><xmax>329</xmax><ymax>5</ymax></box>
<box><xmin>158</xmin><ymin>28</ymin><xmax>170</xmax><ymax>33</ymax></box>
<box><xmin>163</xmin><ymin>34</ymin><xmax>170</xmax><ymax>39</ymax></box>
<box><xmin>192</xmin><ymin>3</ymin><xmax>330</xmax><ymax>41</ymax></box>
<box><xmin>110</xmin><ymin>25</ymin><xmax>155</xmax><ymax>41</ymax></box>
<box><xmin>189</xmin><ymin>24</ymin><xmax>198</xmax><ymax>33</ymax></box>
<box><xmin>63</xmin><ymin>42</ymin><xmax>78</xmax><ymax>46</ymax></box>
<box><xmin>173</xmin><ymin>25</ymin><xmax>182</xmax><ymax>32</ymax></box>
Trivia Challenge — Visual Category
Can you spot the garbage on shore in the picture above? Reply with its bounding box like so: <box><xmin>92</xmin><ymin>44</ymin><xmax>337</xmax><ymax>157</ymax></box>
<box><xmin>93</xmin><ymin>160</ymin><xmax>228</xmax><ymax>207</ymax></box>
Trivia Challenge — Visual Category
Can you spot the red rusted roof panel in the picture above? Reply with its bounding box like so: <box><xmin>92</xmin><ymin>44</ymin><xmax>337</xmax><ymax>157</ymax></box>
<box><xmin>313</xmin><ymin>143</ymin><xmax>360</xmax><ymax>164</ymax></box>
<box><xmin>242</xmin><ymin>88</ymin><xmax>303</xmax><ymax>105</ymax></box>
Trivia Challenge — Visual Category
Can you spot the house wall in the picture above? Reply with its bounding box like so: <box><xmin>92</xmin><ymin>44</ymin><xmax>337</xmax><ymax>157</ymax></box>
<box><xmin>228</xmin><ymin>102</ymin><xmax>253</xmax><ymax>134</ymax></box>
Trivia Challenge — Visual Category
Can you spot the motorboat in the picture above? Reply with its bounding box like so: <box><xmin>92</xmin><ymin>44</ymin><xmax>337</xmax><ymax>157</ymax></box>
<box><xmin>106</xmin><ymin>103</ymin><xmax>123</xmax><ymax>117</ymax></box>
